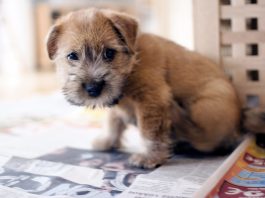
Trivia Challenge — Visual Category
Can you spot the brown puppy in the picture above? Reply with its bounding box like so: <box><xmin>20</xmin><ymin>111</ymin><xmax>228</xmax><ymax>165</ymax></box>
<box><xmin>46</xmin><ymin>8</ymin><xmax>241</xmax><ymax>168</ymax></box>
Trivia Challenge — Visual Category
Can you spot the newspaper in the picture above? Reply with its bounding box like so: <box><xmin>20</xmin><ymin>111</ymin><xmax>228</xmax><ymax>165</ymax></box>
<box><xmin>39</xmin><ymin>147</ymin><xmax>152</xmax><ymax>193</ymax></box>
<box><xmin>195</xmin><ymin>136</ymin><xmax>265</xmax><ymax>198</ymax></box>
<box><xmin>0</xmin><ymin>158</ymin><xmax>117</xmax><ymax>197</ymax></box>
<box><xmin>0</xmin><ymin>148</ymin><xmax>152</xmax><ymax>198</ymax></box>
<box><xmin>2</xmin><ymin>97</ymin><xmax>265</xmax><ymax>198</ymax></box>
<box><xmin>0</xmin><ymin>146</ymin><xmax>227</xmax><ymax>198</ymax></box>
<box><xmin>119</xmin><ymin>157</ymin><xmax>225</xmax><ymax>198</ymax></box>
<box><xmin>2</xmin><ymin>157</ymin><xmax>104</xmax><ymax>187</ymax></box>
<box><xmin>0</xmin><ymin>185</ymin><xmax>72</xmax><ymax>198</ymax></box>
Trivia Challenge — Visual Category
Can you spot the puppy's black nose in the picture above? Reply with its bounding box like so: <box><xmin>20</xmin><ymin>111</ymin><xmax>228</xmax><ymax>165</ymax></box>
<box><xmin>82</xmin><ymin>80</ymin><xmax>105</xmax><ymax>97</ymax></box>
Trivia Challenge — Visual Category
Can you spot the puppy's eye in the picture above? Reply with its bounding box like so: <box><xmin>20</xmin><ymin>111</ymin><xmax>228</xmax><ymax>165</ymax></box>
<box><xmin>67</xmin><ymin>52</ymin><xmax>79</xmax><ymax>61</ymax></box>
<box><xmin>103</xmin><ymin>48</ymin><xmax>116</xmax><ymax>62</ymax></box>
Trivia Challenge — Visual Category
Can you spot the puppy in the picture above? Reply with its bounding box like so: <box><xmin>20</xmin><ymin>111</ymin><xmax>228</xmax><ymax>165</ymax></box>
<box><xmin>46</xmin><ymin>8</ymin><xmax>262</xmax><ymax>168</ymax></box>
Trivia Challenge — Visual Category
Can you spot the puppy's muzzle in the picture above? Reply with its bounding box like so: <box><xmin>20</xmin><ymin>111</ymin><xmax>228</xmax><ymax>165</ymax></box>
<box><xmin>82</xmin><ymin>80</ymin><xmax>105</xmax><ymax>97</ymax></box>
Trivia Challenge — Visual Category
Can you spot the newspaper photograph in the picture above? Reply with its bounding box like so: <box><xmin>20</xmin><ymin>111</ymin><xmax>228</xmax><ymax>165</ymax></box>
<box><xmin>38</xmin><ymin>147</ymin><xmax>150</xmax><ymax>173</ymax></box>
<box><xmin>0</xmin><ymin>167</ymin><xmax>116</xmax><ymax>197</ymax></box>
<box><xmin>195</xmin><ymin>136</ymin><xmax>265</xmax><ymax>198</ymax></box>
<box><xmin>39</xmin><ymin>147</ymin><xmax>152</xmax><ymax>194</ymax></box>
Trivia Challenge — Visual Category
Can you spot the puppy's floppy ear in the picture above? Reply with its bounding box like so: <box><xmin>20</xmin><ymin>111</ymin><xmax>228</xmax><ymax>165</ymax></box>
<box><xmin>104</xmin><ymin>11</ymin><xmax>138</xmax><ymax>53</ymax></box>
<box><xmin>46</xmin><ymin>24</ymin><xmax>61</xmax><ymax>60</ymax></box>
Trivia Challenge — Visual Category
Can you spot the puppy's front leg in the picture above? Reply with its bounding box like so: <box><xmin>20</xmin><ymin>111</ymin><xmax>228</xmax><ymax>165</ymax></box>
<box><xmin>129</xmin><ymin>101</ymin><xmax>172</xmax><ymax>168</ymax></box>
<box><xmin>92</xmin><ymin>109</ymin><xmax>126</xmax><ymax>150</ymax></box>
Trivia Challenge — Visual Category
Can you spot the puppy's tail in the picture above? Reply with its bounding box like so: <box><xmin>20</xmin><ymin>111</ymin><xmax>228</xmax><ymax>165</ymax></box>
<box><xmin>241</xmin><ymin>108</ymin><xmax>265</xmax><ymax>147</ymax></box>
<box><xmin>241</xmin><ymin>108</ymin><xmax>265</xmax><ymax>134</ymax></box>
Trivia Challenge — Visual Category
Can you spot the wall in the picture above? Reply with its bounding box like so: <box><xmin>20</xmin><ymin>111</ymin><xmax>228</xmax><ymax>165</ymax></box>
<box><xmin>168</xmin><ymin>0</ymin><xmax>194</xmax><ymax>50</ymax></box>
<box><xmin>1</xmin><ymin>0</ymin><xmax>36</xmax><ymax>76</ymax></box>
<box><xmin>150</xmin><ymin>0</ymin><xmax>194</xmax><ymax>50</ymax></box>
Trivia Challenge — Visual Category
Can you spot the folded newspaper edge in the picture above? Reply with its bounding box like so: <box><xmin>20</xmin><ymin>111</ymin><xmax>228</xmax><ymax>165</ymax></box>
<box><xmin>194</xmin><ymin>136</ymin><xmax>265</xmax><ymax>198</ymax></box>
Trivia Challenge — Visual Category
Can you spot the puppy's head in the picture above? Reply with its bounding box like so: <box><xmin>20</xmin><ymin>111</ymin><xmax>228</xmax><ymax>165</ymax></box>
<box><xmin>46</xmin><ymin>8</ymin><xmax>138</xmax><ymax>108</ymax></box>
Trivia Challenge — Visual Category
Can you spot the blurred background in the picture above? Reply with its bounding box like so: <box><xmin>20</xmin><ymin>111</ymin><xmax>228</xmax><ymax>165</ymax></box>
<box><xmin>0</xmin><ymin>0</ymin><xmax>194</xmax><ymax>128</ymax></box>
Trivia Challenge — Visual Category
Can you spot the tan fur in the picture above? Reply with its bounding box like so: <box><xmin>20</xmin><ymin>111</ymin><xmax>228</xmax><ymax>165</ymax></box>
<box><xmin>46</xmin><ymin>8</ymin><xmax>241</xmax><ymax>168</ymax></box>
<box><xmin>242</xmin><ymin>108</ymin><xmax>265</xmax><ymax>134</ymax></box>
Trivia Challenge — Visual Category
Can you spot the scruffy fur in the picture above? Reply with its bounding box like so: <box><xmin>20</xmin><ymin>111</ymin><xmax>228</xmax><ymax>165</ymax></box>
<box><xmin>46</xmin><ymin>8</ymin><xmax>264</xmax><ymax>168</ymax></box>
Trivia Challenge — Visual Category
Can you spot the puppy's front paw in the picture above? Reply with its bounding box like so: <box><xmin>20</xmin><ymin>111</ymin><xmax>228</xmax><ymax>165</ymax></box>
<box><xmin>129</xmin><ymin>153</ymin><xmax>167</xmax><ymax>169</ymax></box>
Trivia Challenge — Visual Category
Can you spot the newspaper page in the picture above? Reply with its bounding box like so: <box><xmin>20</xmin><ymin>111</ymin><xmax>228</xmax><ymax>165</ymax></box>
<box><xmin>39</xmin><ymin>147</ymin><xmax>228</xmax><ymax>198</ymax></box>
<box><xmin>0</xmin><ymin>108</ymin><xmax>229</xmax><ymax>198</ymax></box>
<box><xmin>118</xmin><ymin>156</ymin><xmax>225</xmax><ymax>198</ymax></box>
<box><xmin>0</xmin><ymin>146</ymin><xmax>228</xmax><ymax>198</ymax></box>
<box><xmin>0</xmin><ymin>159</ymin><xmax>117</xmax><ymax>197</ymax></box>
<box><xmin>3</xmin><ymin>157</ymin><xmax>104</xmax><ymax>187</ymax></box>
<box><xmin>195</xmin><ymin>136</ymin><xmax>265</xmax><ymax>198</ymax></box>
<box><xmin>0</xmin><ymin>148</ymin><xmax>152</xmax><ymax>198</ymax></box>
<box><xmin>0</xmin><ymin>185</ymin><xmax>72</xmax><ymax>198</ymax></box>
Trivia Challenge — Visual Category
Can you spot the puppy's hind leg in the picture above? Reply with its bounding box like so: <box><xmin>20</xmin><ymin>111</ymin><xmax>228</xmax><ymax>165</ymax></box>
<box><xmin>92</xmin><ymin>109</ymin><xmax>126</xmax><ymax>151</ymax></box>
<box><xmin>180</xmin><ymin>80</ymin><xmax>241</xmax><ymax>152</ymax></box>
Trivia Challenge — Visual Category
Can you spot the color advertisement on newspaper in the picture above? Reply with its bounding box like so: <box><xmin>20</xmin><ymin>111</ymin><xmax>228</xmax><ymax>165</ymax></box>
<box><xmin>196</xmin><ymin>137</ymin><xmax>265</xmax><ymax>198</ymax></box>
